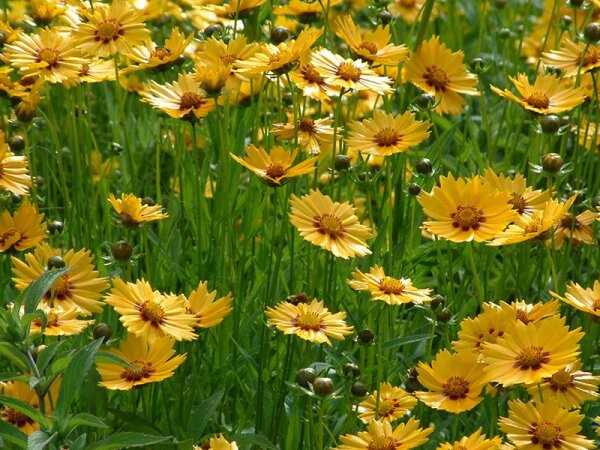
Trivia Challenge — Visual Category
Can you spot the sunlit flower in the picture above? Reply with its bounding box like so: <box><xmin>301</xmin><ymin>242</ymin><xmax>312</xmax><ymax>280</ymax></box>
<box><xmin>436</xmin><ymin>428</ymin><xmax>501</xmax><ymax>450</ymax></box>
<box><xmin>357</xmin><ymin>382</ymin><xmax>417</xmax><ymax>423</ymax></box>
<box><xmin>193</xmin><ymin>434</ymin><xmax>238</xmax><ymax>450</ymax></box>
<box><xmin>30</xmin><ymin>306</ymin><xmax>94</xmax><ymax>336</ymax></box>
<box><xmin>576</xmin><ymin>118</ymin><xmax>599</xmax><ymax>152</ymax></box>
<box><xmin>272</xmin><ymin>116</ymin><xmax>334</xmax><ymax>155</ymax></box>
<box><xmin>332</xmin><ymin>418</ymin><xmax>433</xmax><ymax>450</ymax></box>
<box><xmin>550</xmin><ymin>280</ymin><xmax>600</xmax><ymax>318</ymax></box>
<box><xmin>125</xmin><ymin>27</ymin><xmax>192</xmax><ymax>72</ymax></box>
<box><xmin>541</xmin><ymin>40</ymin><xmax>600</xmax><ymax>77</ymax></box>
<box><xmin>108</xmin><ymin>193</ymin><xmax>168</xmax><ymax>226</ymax></box>
<box><xmin>184</xmin><ymin>281</ymin><xmax>233</xmax><ymax>329</ymax></box>
<box><xmin>274</xmin><ymin>0</ymin><xmax>342</xmax><ymax>17</ymax></box>
<box><xmin>548</xmin><ymin>209</ymin><xmax>597</xmax><ymax>249</ymax></box>
<box><xmin>288</xmin><ymin>54</ymin><xmax>331</xmax><ymax>102</ymax></box>
<box><xmin>389</xmin><ymin>0</ymin><xmax>438</xmax><ymax>25</ymax></box>
<box><xmin>213</xmin><ymin>0</ymin><xmax>267</xmax><ymax>17</ymax></box>
<box><xmin>0</xmin><ymin>131</ymin><xmax>31</xmax><ymax>196</ymax></box>
<box><xmin>0</xmin><ymin>200</ymin><xmax>46</xmax><ymax>253</ymax></box>
<box><xmin>498</xmin><ymin>299</ymin><xmax>560</xmax><ymax>324</ymax></box>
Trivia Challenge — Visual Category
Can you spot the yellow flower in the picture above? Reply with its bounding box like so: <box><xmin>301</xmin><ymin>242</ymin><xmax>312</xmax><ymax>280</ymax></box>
<box><xmin>332</xmin><ymin>418</ymin><xmax>433</xmax><ymax>450</ymax></box>
<box><xmin>193</xmin><ymin>434</ymin><xmax>238</xmax><ymax>450</ymax></box>
<box><xmin>347</xmin><ymin>110</ymin><xmax>430</xmax><ymax>157</ymax></box>
<box><xmin>488</xmin><ymin>197</ymin><xmax>576</xmax><ymax>246</ymax></box>
<box><xmin>272</xmin><ymin>116</ymin><xmax>334</xmax><ymax>155</ymax></box>
<box><xmin>357</xmin><ymin>382</ymin><xmax>417</xmax><ymax>423</ymax></box>
<box><xmin>490</xmin><ymin>73</ymin><xmax>586</xmax><ymax>114</ymax></box>
<box><xmin>73</xmin><ymin>0</ymin><xmax>150</xmax><ymax>57</ymax></box>
<box><xmin>436</xmin><ymin>428</ymin><xmax>501</xmax><ymax>450</ymax></box>
<box><xmin>289</xmin><ymin>189</ymin><xmax>373</xmax><ymax>259</ymax></box>
<box><xmin>482</xmin><ymin>316</ymin><xmax>583</xmax><ymax>386</ymax></box>
<box><xmin>104</xmin><ymin>278</ymin><xmax>197</xmax><ymax>342</ymax></box>
<box><xmin>230</xmin><ymin>145</ymin><xmax>317</xmax><ymax>186</ymax></box>
<box><xmin>200</xmin><ymin>35</ymin><xmax>259</xmax><ymax>91</ymax></box>
<box><xmin>389</xmin><ymin>0</ymin><xmax>438</xmax><ymax>25</ymax></box>
<box><xmin>347</xmin><ymin>265</ymin><xmax>432</xmax><ymax>305</ymax></box>
<box><xmin>184</xmin><ymin>281</ymin><xmax>233</xmax><ymax>329</ymax></box>
<box><xmin>97</xmin><ymin>333</ymin><xmax>186</xmax><ymax>390</ymax></box>
<box><xmin>63</xmin><ymin>58</ymin><xmax>116</xmax><ymax>88</ymax></box>
<box><xmin>4</xmin><ymin>28</ymin><xmax>85</xmax><ymax>83</ymax></box>
<box><xmin>0</xmin><ymin>131</ymin><xmax>31</xmax><ymax>196</ymax></box>
<box><xmin>415</xmin><ymin>349</ymin><xmax>488</xmax><ymax>413</ymax></box>
<box><xmin>11</xmin><ymin>243</ymin><xmax>109</xmax><ymax>315</ymax></box>
<box><xmin>124</xmin><ymin>27</ymin><xmax>193</xmax><ymax>73</ymax></box>
<box><xmin>274</xmin><ymin>0</ymin><xmax>342</xmax><ymax>17</ymax></box>
<box><xmin>288</xmin><ymin>54</ymin><xmax>332</xmax><ymax>102</ymax></box>
<box><xmin>213</xmin><ymin>0</ymin><xmax>267</xmax><ymax>17</ymax></box>
<box><xmin>500</xmin><ymin>399</ymin><xmax>594</xmax><ymax>449</ymax></box>
<box><xmin>108</xmin><ymin>192</ymin><xmax>168</xmax><ymax>225</ymax></box>
<box><xmin>548</xmin><ymin>209</ymin><xmax>597</xmax><ymax>249</ymax></box>
<box><xmin>334</xmin><ymin>15</ymin><xmax>409</xmax><ymax>66</ymax></box>
<box><xmin>405</xmin><ymin>36</ymin><xmax>479</xmax><ymax>115</ymax></box>
<box><xmin>498</xmin><ymin>299</ymin><xmax>560</xmax><ymax>324</ymax></box>
<box><xmin>30</xmin><ymin>306</ymin><xmax>94</xmax><ymax>336</ymax></box>
<box><xmin>541</xmin><ymin>40</ymin><xmax>600</xmax><ymax>77</ymax></box>
<box><xmin>417</xmin><ymin>173</ymin><xmax>516</xmax><ymax>243</ymax></box>
<box><xmin>550</xmin><ymin>280</ymin><xmax>600</xmax><ymax>318</ymax></box>
<box><xmin>265</xmin><ymin>298</ymin><xmax>353</xmax><ymax>346</ymax></box>
<box><xmin>0</xmin><ymin>200</ymin><xmax>46</xmax><ymax>253</ymax></box>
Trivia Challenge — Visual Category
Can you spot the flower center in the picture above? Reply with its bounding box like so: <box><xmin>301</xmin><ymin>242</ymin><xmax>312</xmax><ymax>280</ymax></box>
<box><xmin>303</xmin><ymin>66</ymin><xmax>324</xmax><ymax>84</ymax></box>
<box><xmin>96</xmin><ymin>19</ymin><xmax>123</xmax><ymax>43</ymax></box>
<box><xmin>37</xmin><ymin>48</ymin><xmax>60</xmax><ymax>68</ymax></box>
<box><xmin>373</xmin><ymin>127</ymin><xmax>401</xmax><ymax>147</ymax></box>
<box><xmin>359</xmin><ymin>41</ymin><xmax>379</xmax><ymax>55</ymax></box>
<box><xmin>220</xmin><ymin>53</ymin><xmax>237</xmax><ymax>65</ymax></box>
<box><xmin>548</xmin><ymin>369</ymin><xmax>574</xmax><ymax>392</ymax></box>
<box><xmin>509</xmin><ymin>192</ymin><xmax>527</xmax><ymax>214</ymax></box>
<box><xmin>337</xmin><ymin>62</ymin><xmax>362</xmax><ymax>82</ymax></box>
<box><xmin>583</xmin><ymin>48</ymin><xmax>599</xmax><ymax>66</ymax></box>
<box><xmin>151</xmin><ymin>46</ymin><xmax>171</xmax><ymax>60</ymax></box>
<box><xmin>515</xmin><ymin>309</ymin><xmax>531</xmax><ymax>324</ymax></box>
<box><xmin>266</xmin><ymin>163</ymin><xmax>287</xmax><ymax>179</ymax></box>
<box><xmin>514</xmin><ymin>345</ymin><xmax>549</xmax><ymax>370</ymax></box>
<box><xmin>530</xmin><ymin>421</ymin><xmax>563</xmax><ymax>447</ymax></box>
<box><xmin>523</xmin><ymin>218</ymin><xmax>543</xmax><ymax>234</ymax></box>
<box><xmin>0</xmin><ymin>228</ymin><xmax>20</xmax><ymax>246</ymax></box>
<box><xmin>3</xmin><ymin>407</ymin><xmax>34</xmax><ymax>428</ymax></box>
<box><xmin>315</xmin><ymin>213</ymin><xmax>344</xmax><ymax>238</ymax></box>
<box><xmin>442</xmin><ymin>376</ymin><xmax>470</xmax><ymax>399</ymax></box>
<box><xmin>424</xmin><ymin>66</ymin><xmax>449</xmax><ymax>90</ymax></box>
<box><xmin>180</xmin><ymin>92</ymin><xmax>205</xmax><ymax>110</ymax></box>
<box><xmin>559</xmin><ymin>214</ymin><xmax>575</xmax><ymax>229</ymax></box>
<box><xmin>377</xmin><ymin>399</ymin><xmax>395</xmax><ymax>417</ymax></box>
<box><xmin>139</xmin><ymin>300</ymin><xmax>165</xmax><ymax>326</ymax></box>
<box><xmin>450</xmin><ymin>206</ymin><xmax>485</xmax><ymax>231</ymax></box>
<box><xmin>121</xmin><ymin>360</ymin><xmax>154</xmax><ymax>381</ymax></box>
<box><xmin>593</xmin><ymin>297</ymin><xmax>600</xmax><ymax>311</ymax></box>
<box><xmin>298</xmin><ymin>118</ymin><xmax>316</xmax><ymax>133</ymax></box>
<box><xmin>295</xmin><ymin>311</ymin><xmax>322</xmax><ymax>331</ymax></box>
<box><xmin>367</xmin><ymin>437</ymin><xmax>398</xmax><ymax>450</ymax></box>
<box><xmin>400</xmin><ymin>0</ymin><xmax>416</xmax><ymax>6</ymax></box>
<box><xmin>526</xmin><ymin>92</ymin><xmax>550</xmax><ymax>109</ymax></box>
<box><xmin>379</xmin><ymin>277</ymin><xmax>406</xmax><ymax>295</ymax></box>
<box><xmin>45</xmin><ymin>274</ymin><xmax>72</xmax><ymax>301</ymax></box>
<box><xmin>34</xmin><ymin>310</ymin><xmax>59</xmax><ymax>328</ymax></box>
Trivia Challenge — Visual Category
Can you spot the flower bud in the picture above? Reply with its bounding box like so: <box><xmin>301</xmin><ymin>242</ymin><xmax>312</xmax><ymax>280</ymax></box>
<box><xmin>111</xmin><ymin>240</ymin><xmax>133</xmax><ymax>261</ymax></box>
<box><xmin>8</xmin><ymin>135</ymin><xmax>25</xmax><ymax>152</ymax></box>
<box><xmin>584</xmin><ymin>22</ymin><xmax>600</xmax><ymax>42</ymax></box>
<box><xmin>357</xmin><ymin>328</ymin><xmax>375</xmax><ymax>345</ymax></box>
<box><xmin>296</xmin><ymin>367</ymin><xmax>317</xmax><ymax>387</ymax></box>
<box><xmin>47</xmin><ymin>256</ymin><xmax>66</xmax><ymax>270</ymax></box>
<box><xmin>377</xmin><ymin>10</ymin><xmax>392</xmax><ymax>25</ymax></box>
<box><xmin>48</xmin><ymin>220</ymin><xmax>64</xmax><ymax>235</ymax></box>
<box><xmin>271</xmin><ymin>26</ymin><xmax>290</xmax><ymax>44</ymax></box>
<box><xmin>342</xmin><ymin>363</ymin><xmax>361</xmax><ymax>377</ymax></box>
<box><xmin>350</xmin><ymin>381</ymin><xmax>367</xmax><ymax>397</ymax></box>
<box><xmin>312</xmin><ymin>377</ymin><xmax>334</xmax><ymax>396</ymax></box>
<box><xmin>415</xmin><ymin>157</ymin><xmax>433</xmax><ymax>175</ymax></box>
<box><xmin>335</xmin><ymin>154</ymin><xmax>351</xmax><ymax>171</ymax></box>
<box><xmin>541</xmin><ymin>153</ymin><xmax>564</xmax><ymax>173</ymax></box>
<box><xmin>408</xmin><ymin>183</ymin><xmax>421</xmax><ymax>196</ymax></box>
<box><xmin>93</xmin><ymin>323</ymin><xmax>113</xmax><ymax>342</ymax></box>
<box><xmin>540</xmin><ymin>115</ymin><xmax>560</xmax><ymax>134</ymax></box>
<box><xmin>436</xmin><ymin>307</ymin><xmax>452</xmax><ymax>323</ymax></box>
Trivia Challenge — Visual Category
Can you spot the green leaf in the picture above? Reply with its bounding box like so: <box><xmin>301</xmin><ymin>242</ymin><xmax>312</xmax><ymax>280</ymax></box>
<box><xmin>0</xmin><ymin>343</ymin><xmax>29</xmax><ymax>373</ymax></box>
<box><xmin>66</xmin><ymin>413</ymin><xmax>109</xmax><ymax>431</ymax></box>
<box><xmin>95</xmin><ymin>352</ymin><xmax>137</xmax><ymax>369</ymax></box>
<box><xmin>54</xmin><ymin>339</ymin><xmax>103</xmax><ymax>419</ymax></box>
<box><xmin>187</xmin><ymin>390</ymin><xmax>224</xmax><ymax>439</ymax></box>
<box><xmin>13</xmin><ymin>267</ymin><xmax>71</xmax><ymax>316</ymax></box>
<box><xmin>0</xmin><ymin>396</ymin><xmax>47</xmax><ymax>429</ymax></box>
<box><xmin>67</xmin><ymin>434</ymin><xmax>87</xmax><ymax>450</ymax></box>
<box><xmin>35</xmin><ymin>341</ymin><xmax>66</xmax><ymax>373</ymax></box>
<box><xmin>26</xmin><ymin>431</ymin><xmax>56</xmax><ymax>450</ymax></box>
<box><xmin>87</xmin><ymin>432</ymin><xmax>171</xmax><ymax>450</ymax></box>
<box><xmin>230</xmin><ymin>433</ymin><xmax>277</xmax><ymax>449</ymax></box>
<box><xmin>0</xmin><ymin>420</ymin><xmax>27</xmax><ymax>448</ymax></box>
<box><xmin>383</xmin><ymin>334</ymin><xmax>431</xmax><ymax>350</ymax></box>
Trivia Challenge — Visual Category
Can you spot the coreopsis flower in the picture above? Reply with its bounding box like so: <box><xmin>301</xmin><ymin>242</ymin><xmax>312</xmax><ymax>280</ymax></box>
<box><xmin>550</xmin><ymin>280</ymin><xmax>600</xmax><ymax>318</ymax></box>
<box><xmin>347</xmin><ymin>265</ymin><xmax>432</xmax><ymax>305</ymax></box>
<box><xmin>436</xmin><ymin>428</ymin><xmax>501</xmax><ymax>450</ymax></box>
<box><xmin>235</xmin><ymin>27</ymin><xmax>322</xmax><ymax>76</ymax></box>
<box><xmin>15</xmin><ymin>90</ymin><xmax>43</xmax><ymax>122</ymax></box>
<box><xmin>311</xmin><ymin>49</ymin><xmax>394</xmax><ymax>95</ymax></box>
<box><xmin>488</xmin><ymin>197</ymin><xmax>577</xmax><ymax>246</ymax></box>
<box><xmin>528</xmin><ymin>362</ymin><xmax>600</xmax><ymax>409</ymax></box>
<box><xmin>72</xmin><ymin>0</ymin><xmax>150</xmax><ymax>57</ymax></box>
<box><xmin>0</xmin><ymin>131</ymin><xmax>31</xmax><ymax>196</ymax></box>
<box><xmin>201</xmin><ymin>35</ymin><xmax>259</xmax><ymax>91</ymax></box>
<box><xmin>193</xmin><ymin>434</ymin><xmax>238</xmax><ymax>450</ymax></box>
<box><xmin>332</xmin><ymin>418</ymin><xmax>433</xmax><ymax>450</ymax></box>
<box><xmin>483</xmin><ymin>168</ymin><xmax>551</xmax><ymax>218</ymax></box>
<box><xmin>482</xmin><ymin>316</ymin><xmax>583</xmax><ymax>386</ymax></box>
<box><xmin>108</xmin><ymin>193</ymin><xmax>168</xmax><ymax>226</ymax></box>
<box><xmin>490</xmin><ymin>73</ymin><xmax>586</xmax><ymax>114</ymax></box>
<box><xmin>213</xmin><ymin>0</ymin><xmax>267</xmax><ymax>17</ymax></box>
<box><xmin>11</xmin><ymin>243</ymin><xmax>109</xmax><ymax>314</ymax></box>
<box><xmin>64</xmin><ymin>58</ymin><xmax>116</xmax><ymax>87</ymax></box>
<box><xmin>28</xmin><ymin>0</ymin><xmax>67</xmax><ymax>23</ymax></box>
<box><xmin>0</xmin><ymin>200</ymin><xmax>46</xmax><ymax>253</ymax></box>
<box><xmin>289</xmin><ymin>189</ymin><xmax>373</xmax><ymax>259</ymax></box>
<box><xmin>273</xmin><ymin>116</ymin><xmax>334</xmax><ymax>155</ymax></box>
<box><xmin>124</xmin><ymin>27</ymin><xmax>193</xmax><ymax>73</ymax></box>
<box><xmin>388</xmin><ymin>0</ymin><xmax>438</xmax><ymax>25</ymax></box>
<box><xmin>97</xmin><ymin>334</ymin><xmax>186</xmax><ymax>390</ymax></box>
<box><xmin>184</xmin><ymin>281</ymin><xmax>233</xmax><ymax>329</ymax></box>
<box><xmin>498</xmin><ymin>299</ymin><xmax>560</xmax><ymax>324</ymax></box>
<box><xmin>548</xmin><ymin>210</ymin><xmax>597</xmax><ymax>249</ymax></box>
<box><xmin>265</xmin><ymin>298</ymin><xmax>353</xmax><ymax>346</ymax></box>
<box><xmin>576</xmin><ymin>118</ymin><xmax>599</xmax><ymax>152</ymax></box>
<box><xmin>334</xmin><ymin>16</ymin><xmax>409</xmax><ymax>67</ymax></box>
<box><xmin>357</xmin><ymin>382</ymin><xmax>417</xmax><ymax>423</ymax></box>
<box><xmin>404</xmin><ymin>36</ymin><xmax>479</xmax><ymax>115</ymax></box>
<box><xmin>499</xmin><ymin>399</ymin><xmax>594</xmax><ymax>449</ymax></box>
<box><xmin>274</xmin><ymin>0</ymin><xmax>342</xmax><ymax>17</ymax></box>
<box><xmin>347</xmin><ymin>110</ymin><xmax>430</xmax><ymax>157</ymax></box>
<box><xmin>415</xmin><ymin>349</ymin><xmax>488</xmax><ymax>413</ymax></box>
<box><xmin>541</xmin><ymin>40</ymin><xmax>600</xmax><ymax>77</ymax></box>
<box><xmin>230</xmin><ymin>145</ymin><xmax>317</xmax><ymax>186</ymax></box>
<box><xmin>30</xmin><ymin>306</ymin><xmax>94</xmax><ymax>336</ymax></box>
<box><xmin>417</xmin><ymin>174</ymin><xmax>516</xmax><ymax>243</ymax></box>
<box><xmin>3</xmin><ymin>28</ymin><xmax>85</xmax><ymax>83</ymax></box>
<box><xmin>104</xmin><ymin>278</ymin><xmax>197</xmax><ymax>342</ymax></box>
<box><xmin>288</xmin><ymin>54</ymin><xmax>331</xmax><ymax>102</ymax></box>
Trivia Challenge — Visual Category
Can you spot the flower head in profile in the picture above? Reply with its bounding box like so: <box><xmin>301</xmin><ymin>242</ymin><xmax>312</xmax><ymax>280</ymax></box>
<box><xmin>108</xmin><ymin>193</ymin><xmax>168</xmax><ymax>226</ymax></box>
<box><xmin>541</xmin><ymin>40</ymin><xmax>600</xmax><ymax>77</ymax></box>
<box><xmin>499</xmin><ymin>399</ymin><xmax>594</xmax><ymax>449</ymax></box>
<box><xmin>332</xmin><ymin>418</ymin><xmax>433</xmax><ymax>450</ymax></box>
<box><xmin>97</xmin><ymin>333</ymin><xmax>186</xmax><ymax>390</ymax></box>
<box><xmin>265</xmin><ymin>298</ymin><xmax>353</xmax><ymax>346</ymax></box>
<box><xmin>548</xmin><ymin>209</ymin><xmax>597</xmax><ymax>249</ymax></box>
<box><xmin>125</xmin><ymin>27</ymin><xmax>193</xmax><ymax>73</ymax></box>
<box><xmin>11</xmin><ymin>243</ymin><xmax>109</xmax><ymax>315</ymax></box>
<box><xmin>230</xmin><ymin>145</ymin><xmax>317</xmax><ymax>186</ymax></box>
<box><xmin>347</xmin><ymin>110</ymin><xmax>430</xmax><ymax>157</ymax></box>
<box><xmin>482</xmin><ymin>316</ymin><xmax>583</xmax><ymax>386</ymax></box>
<box><xmin>193</xmin><ymin>434</ymin><xmax>238</xmax><ymax>450</ymax></box>
<box><xmin>490</xmin><ymin>73</ymin><xmax>586</xmax><ymax>114</ymax></box>
<box><xmin>347</xmin><ymin>265</ymin><xmax>432</xmax><ymax>305</ymax></box>
<box><xmin>405</xmin><ymin>36</ymin><xmax>479</xmax><ymax>115</ymax></box>
<box><xmin>0</xmin><ymin>200</ymin><xmax>46</xmax><ymax>252</ymax></box>
<box><xmin>184</xmin><ymin>281</ymin><xmax>233</xmax><ymax>329</ymax></box>
<box><xmin>436</xmin><ymin>428</ymin><xmax>501</xmax><ymax>450</ymax></box>
<box><xmin>0</xmin><ymin>132</ymin><xmax>30</xmax><ymax>196</ymax></box>
<box><xmin>415</xmin><ymin>349</ymin><xmax>488</xmax><ymax>413</ymax></box>
<box><xmin>288</xmin><ymin>55</ymin><xmax>331</xmax><ymax>102</ymax></box>
<box><xmin>498</xmin><ymin>299</ymin><xmax>560</xmax><ymax>324</ymax></box>
<box><xmin>550</xmin><ymin>280</ymin><xmax>600</xmax><ymax>318</ymax></box>
<box><xmin>30</xmin><ymin>306</ymin><xmax>95</xmax><ymax>336</ymax></box>
<box><xmin>357</xmin><ymin>382</ymin><xmax>417</xmax><ymax>423</ymax></box>
<box><xmin>417</xmin><ymin>173</ymin><xmax>516</xmax><ymax>243</ymax></box>
<box><xmin>289</xmin><ymin>189</ymin><xmax>373</xmax><ymax>259</ymax></box>
<box><xmin>272</xmin><ymin>116</ymin><xmax>334</xmax><ymax>155</ymax></box>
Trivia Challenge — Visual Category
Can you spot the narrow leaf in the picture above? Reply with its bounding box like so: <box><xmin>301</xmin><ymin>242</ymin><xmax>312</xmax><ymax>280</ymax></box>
<box><xmin>0</xmin><ymin>420</ymin><xmax>27</xmax><ymax>448</ymax></box>
<box><xmin>87</xmin><ymin>432</ymin><xmax>171</xmax><ymax>450</ymax></box>
<box><xmin>0</xmin><ymin>396</ymin><xmax>47</xmax><ymax>428</ymax></box>
<box><xmin>13</xmin><ymin>267</ymin><xmax>70</xmax><ymax>315</ymax></box>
